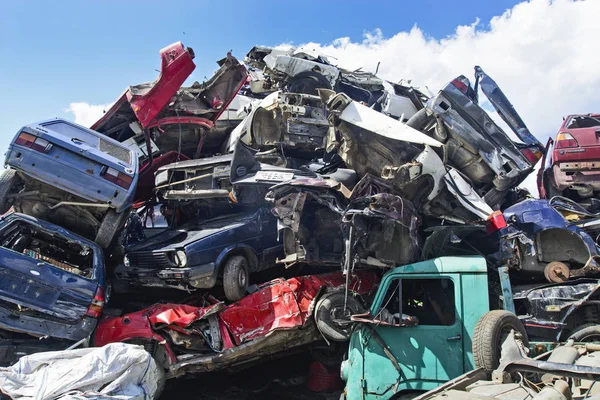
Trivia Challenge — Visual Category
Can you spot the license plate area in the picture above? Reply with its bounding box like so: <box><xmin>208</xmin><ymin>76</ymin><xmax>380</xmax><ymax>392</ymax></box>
<box><xmin>254</xmin><ymin>170</ymin><xmax>295</xmax><ymax>182</ymax></box>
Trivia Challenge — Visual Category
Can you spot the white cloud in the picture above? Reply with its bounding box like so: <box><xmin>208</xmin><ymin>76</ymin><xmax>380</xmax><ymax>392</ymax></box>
<box><xmin>288</xmin><ymin>0</ymin><xmax>600</xmax><ymax>195</ymax></box>
<box><xmin>65</xmin><ymin>102</ymin><xmax>112</xmax><ymax>128</ymax></box>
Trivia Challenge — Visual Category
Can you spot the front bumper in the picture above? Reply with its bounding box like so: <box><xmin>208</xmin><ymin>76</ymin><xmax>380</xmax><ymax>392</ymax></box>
<box><xmin>114</xmin><ymin>262</ymin><xmax>218</xmax><ymax>290</ymax></box>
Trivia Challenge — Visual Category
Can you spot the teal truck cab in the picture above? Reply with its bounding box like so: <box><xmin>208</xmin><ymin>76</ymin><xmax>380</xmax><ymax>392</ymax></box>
<box><xmin>341</xmin><ymin>256</ymin><xmax>491</xmax><ymax>400</ymax></box>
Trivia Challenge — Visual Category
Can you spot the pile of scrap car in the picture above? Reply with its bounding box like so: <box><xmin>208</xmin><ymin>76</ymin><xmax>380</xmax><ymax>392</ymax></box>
<box><xmin>1</xmin><ymin>41</ymin><xmax>600</xmax><ymax>399</ymax></box>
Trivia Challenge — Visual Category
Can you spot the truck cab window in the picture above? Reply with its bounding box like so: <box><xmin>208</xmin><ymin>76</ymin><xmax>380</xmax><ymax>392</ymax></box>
<box><xmin>379</xmin><ymin>278</ymin><xmax>456</xmax><ymax>326</ymax></box>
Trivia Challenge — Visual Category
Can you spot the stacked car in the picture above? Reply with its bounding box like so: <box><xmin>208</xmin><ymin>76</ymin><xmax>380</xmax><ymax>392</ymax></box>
<box><xmin>2</xmin><ymin>40</ymin><xmax>600</xmax><ymax>399</ymax></box>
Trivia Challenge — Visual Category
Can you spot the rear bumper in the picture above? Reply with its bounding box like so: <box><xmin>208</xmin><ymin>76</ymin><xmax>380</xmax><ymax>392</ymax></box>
<box><xmin>6</xmin><ymin>147</ymin><xmax>134</xmax><ymax>212</ymax></box>
<box><xmin>552</xmin><ymin>163</ymin><xmax>600</xmax><ymax>191</ymax></box>
<box><xmin>114</xmin><ymin>262</ymin><xmax>218</xmax><ymax>290</ymax></box>
<box><xmin>0</xmin><ymin>305</ymin><xmax>97</xmax><ymax>341</ymax></box>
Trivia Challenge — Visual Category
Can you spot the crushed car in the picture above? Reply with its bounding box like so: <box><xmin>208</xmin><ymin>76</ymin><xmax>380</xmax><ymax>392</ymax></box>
<box><xmin>2</xmin><ymin>118</ymin><xmax>138</xmax><ymax>247</ymax></box>
<box><xmin>115</xmin><ymin>203</ymin><xmax>282</xmax><ymax>302</ymax></box>
<box><xmin>416</xmin><ymin>329</ymin><xmax>600</xmax><ymax>400</ymax></box>
<box><xmin>95</xmin><ymin>269</ymin><xmax>380</xmax><ymax>377</ymax></box>
<box><xmin>244</xmin><ymin>46</ymin><xmax>428</xmax><ymax>121</ymax></box>
<box><xmin>91</xmin><ymin>42</ymin><xmax>248</xmax><ymax>203</ymax></box>
<box><xmin>0</xmin><ymin>213</ymin><xmax>106</xmax><ymax>366</ymax></box>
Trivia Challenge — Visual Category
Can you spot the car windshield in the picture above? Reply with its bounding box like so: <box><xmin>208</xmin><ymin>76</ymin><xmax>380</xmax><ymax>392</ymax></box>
<box><xmin>566</xmin><ymin>116</ymin><xmax>600</xmax><ymax>129</ymax></box>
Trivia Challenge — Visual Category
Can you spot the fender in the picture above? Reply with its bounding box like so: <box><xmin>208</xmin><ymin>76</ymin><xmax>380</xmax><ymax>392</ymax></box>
<box><xmin>215</xmin><ymin>243</ymin><xmax>259</xmax><ymax>272</ymax></box>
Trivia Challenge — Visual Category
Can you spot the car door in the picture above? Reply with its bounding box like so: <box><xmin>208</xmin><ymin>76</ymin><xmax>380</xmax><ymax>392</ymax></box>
<box><xmin>361</xmin><ymin>274</ymin><xmax>465</xmax><ymax>397</ymax></box>
<box><xmin>256</xmin><ymin>207</ymin><xmax>283</xmax><ymax>268</ymax></box>
<box><xmin>537</xmin><ymin>138</ymin><xmax>555</xmax><ymax>198</ymax></box>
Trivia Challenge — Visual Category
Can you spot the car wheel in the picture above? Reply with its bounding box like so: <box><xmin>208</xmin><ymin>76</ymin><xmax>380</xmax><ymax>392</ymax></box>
<box><xmin>95</xmin><ymin>209</ymin><xmax>129</xmax><ymax>248</ymax></box>
<box><xmin>569</xmin><ymin>324</ymin><xmax>600</xmax><ymax>342</ymax></box>
<box><xmin>0</xmin><ymin>169</ymin><xmax>19</xmax><ymax>214</ymax></box>
<box><xmin>472</xmin><ymin>310</ymin><xmax>529</xmax><ymax>374</ymax></box>
<box><xmin>223</xmin><ymin>255</ymin><xmax>250</xmax><ymax>302</ymax></box>
<box><xmin>289</xmin><ymin>71</ymin><xmax>331</xmax><ymax>95</ymax></box>
<box><xmin>315</xmin><ymin>292</ymin><xmax>365</xmax><ymax>342</ymax></box>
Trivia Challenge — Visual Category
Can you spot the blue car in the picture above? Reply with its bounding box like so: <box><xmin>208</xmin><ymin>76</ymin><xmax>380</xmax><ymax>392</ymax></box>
<box><xmin>115</xmin><ymin>205</ymin><xmax>283</xmax><ymax>301</ymax></box>
<box><xmin>0</xmin><ymin>213</ymin><xmax>105</xmax><ymax>365</ymax></box>
<box><xmin>1</xmin><ymin>119</ymin><xmax>138</xmax><ymax>247</ymax></box>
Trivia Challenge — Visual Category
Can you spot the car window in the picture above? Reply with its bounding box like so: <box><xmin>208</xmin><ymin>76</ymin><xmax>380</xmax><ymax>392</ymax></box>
<box><xmin>565</xmin><ymin>116</ymin><xmax>600</xmax><ymax>129</ymax></box>
<box><xmin>378</xmin><ymin>277</ymin><xmax>456</xmax><ymax>326</ymax></box>
<box><xmin>40</xmin><ymin>120</ymin><xmax>132</xmax><ymax>164</ymax></box>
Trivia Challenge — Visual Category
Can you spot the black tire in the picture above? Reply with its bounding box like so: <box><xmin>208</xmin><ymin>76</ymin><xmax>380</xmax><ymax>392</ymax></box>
<box><xmin>406</xmin><ymin>108</ymin><xmax>431</xmax><ymax>131</ymax></box>
<box><xmin>569</xmin><ymin>324</ymin><xmax>600</xmax><ymax>342</ymax></box>
<box><xmin>289</xmin><ymin>71</ymin><xmax>331</xmax><ymax>95</ymax></box>
<box><xmin>315</xmin><ymin>292</ymin><xmax>365</xmax><ymax>342</ymax></box>
<box><xmin>223</xmin><ymin>255</ymin><xmax>250</xmax><ymax>302</ymax></box>
<box><xmin>472</xmin><ymin>310</ymin><xmax>529</xmax><ymax>374</ymax></box>
<box><xmin>95</xmin><ymin>209</ymin><xmax>129</xmax><ymax>248</ymax></box>
<box><xmin>0</xmin><ymin>169</ymin><xmax>19</xmax><ymax>214</ymax></box>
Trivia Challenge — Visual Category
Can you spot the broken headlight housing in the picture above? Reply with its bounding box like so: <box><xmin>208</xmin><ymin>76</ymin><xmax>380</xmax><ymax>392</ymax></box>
<box><xmin>123</xmin><ymin>254</ymin><xmax>130</xmax><ymax>267</ymax></box>
<box><xmin>173</xmin><ymin>250</ymin><xmax>187</xmax><ymax>267</ymax></box>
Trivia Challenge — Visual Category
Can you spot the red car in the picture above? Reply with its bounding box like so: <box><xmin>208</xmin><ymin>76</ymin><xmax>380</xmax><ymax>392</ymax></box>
<box><xmin>91</xmin><ymin>42</ymin><xmax>248</xmax><ymax>204</ymax></box>
<box><xmin>94</xmin><ymin>270</ymin><xmax>380</xmax><ymax>377</ymax></box>
<box><xmin>538</xmin><ymin>114</ymin><xmax>600</xmax><ymax>201</ymax></box>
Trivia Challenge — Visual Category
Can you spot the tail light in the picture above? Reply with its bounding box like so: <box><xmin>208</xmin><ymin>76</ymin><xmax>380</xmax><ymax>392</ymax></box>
<box><xmin>101</xmin><ymin>166</ymin><xmax>133</xmax><ymax>189</ymax></box>
<box><xmin>486</xmin><ymin>210</ymin><xmax>507</xmax><ymax>234</ymax></box>
<box><xmin>15</xmin><ymin>132</ymin><xmax>53</xmax><ymax>153</ymax></box>
<box><xmin>520</xmin><ymin>147</ymin><xmax>542</xmax><ymax>165</ymax></box>
<box><xmin>555</xmin><ymin>132</ymin><xmax>579</xmax><ymax>149</ymax></box>
<box><xmin>451</xmin><ymin>77</ymin><xmax>470</xmax><ymax>94</ymax></box>
<box><xmin>85</xmin><ymin>286</ymin><xmax>105</xmax><ymax>318</ymax></box>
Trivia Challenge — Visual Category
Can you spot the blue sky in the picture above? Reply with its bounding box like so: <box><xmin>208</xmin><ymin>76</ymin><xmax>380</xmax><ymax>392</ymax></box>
<box><xmin>0</xmin><ymin>0</ymin><xmax>522</xmax><ymax>152</ymax></box>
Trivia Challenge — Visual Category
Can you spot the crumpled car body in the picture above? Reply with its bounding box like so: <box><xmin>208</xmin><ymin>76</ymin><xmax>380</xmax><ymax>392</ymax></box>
<box><xmin>227</xmin><ymin>91</ymin><xmax>329</xmax><ymax>154</ymax></box>
<box><xmin>538</xmin><ymin>114</ymin><xmax>600</xmax><ymax>201</ymax></box>
<box><xmin>498</xmin><ymin>198</ymin><xmax>600</xmax><ymax>281</ymax></box>
<box><xmin>4</xmin><ymin>119</ymin><xmax>138</xmax><ymax>247</ymax></box>
<box><xmin>94</xmin><ymin>269</ymin><xmax>380</xmax><ymax>377</ymax></box>
<box><xmin>266</xmin><ymin>174</ymin><xmax>420</xmax><ymax>267</ymax></box>
<box><xmin>0</xmin><ymin>213</ymin><xmax>105</xmax><ymax>365</ymax></box>
<box><xmin>513</xmin><ymin>278</ymin><xmax>600</xmax><ymax>341</ymax></box>
<box><xmin>408</xmin><ymin>67</ymin><xmax>543</xmax><ymax>208</ymax></box>
<box><xmin>244</xmin><ymin>46</ymin><xmax>427</xmax><ymax>121</ymax></box>
<box><xmin>115</xmin><ymin>206</ymin><xmax>283</xmax><ymax>293</ymax></box>
<box><xmin>91</xmin><ymin>43</ymin><xmax>248</xmax><ymax>203</ymax></box>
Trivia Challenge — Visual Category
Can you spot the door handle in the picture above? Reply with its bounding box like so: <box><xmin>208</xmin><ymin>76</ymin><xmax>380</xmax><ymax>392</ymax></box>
<box><xmin>447</xmin><ymin>334</ymin><xmax>461</xmax><ymax>341</ymax></box>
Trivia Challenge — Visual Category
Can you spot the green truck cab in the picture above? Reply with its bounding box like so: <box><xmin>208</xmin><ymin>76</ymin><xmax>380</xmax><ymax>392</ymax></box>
<box><xmin>341</xmin><ymin>256</ymin><xmax>491</xmax><ymax>400</ymax></box>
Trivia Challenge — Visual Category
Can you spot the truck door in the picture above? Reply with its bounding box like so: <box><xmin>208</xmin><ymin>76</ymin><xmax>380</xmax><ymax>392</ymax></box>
<box><xmin>361</xmin><ymin>274</ymin><xmax>464</xmax><ymax>398</ymax></box>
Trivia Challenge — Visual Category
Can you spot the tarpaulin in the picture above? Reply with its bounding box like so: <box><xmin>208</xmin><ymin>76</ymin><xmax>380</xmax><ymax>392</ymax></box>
<box><xmin>0</xmin><ymin>343</ymin><xmax>164</xmax><ymax>400</ymax></box>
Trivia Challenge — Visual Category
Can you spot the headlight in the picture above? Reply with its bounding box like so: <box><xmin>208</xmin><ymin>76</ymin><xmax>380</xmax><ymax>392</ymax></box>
<box><xmin>174</xmin><ymin>250</ymin><xmax>187</xmax><ymax>267</ymax></box>
<box><xmin>123</xmin><ymin>255</ymin><xmax>130</xmax><ymax>267</ymax></box>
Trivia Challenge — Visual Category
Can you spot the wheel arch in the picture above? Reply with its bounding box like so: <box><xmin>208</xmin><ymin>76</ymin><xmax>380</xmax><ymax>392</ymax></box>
<box><xmin>215</xmin><ymin>244</ymin><xmax>259</xmax><ymax>274</ymax></box>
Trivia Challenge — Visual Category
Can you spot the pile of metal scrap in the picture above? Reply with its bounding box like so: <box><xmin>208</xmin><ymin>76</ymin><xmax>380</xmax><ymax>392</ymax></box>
<box><xmin>3</xmin><ymin>39</ymin><xmax>600</xmax><ymax>399</ymax></box>
<box><xmin>417</xmin><ymin>330</ymin><xmax>600</xmax><ymax>399</ymax></box>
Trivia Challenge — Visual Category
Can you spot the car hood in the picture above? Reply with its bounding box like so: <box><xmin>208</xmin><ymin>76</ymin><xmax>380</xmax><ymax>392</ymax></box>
<box><xmin>127</xmin><ymin>211</ymin><xmax>257</xmax><ymax>252</ymax></box>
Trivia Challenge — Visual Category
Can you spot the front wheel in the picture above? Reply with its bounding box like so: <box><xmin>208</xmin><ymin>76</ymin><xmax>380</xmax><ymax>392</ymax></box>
<box><xmin>223</xmin><ymin>255</ymin><xmax>250</xmax><ymax>302</ymax></box>
<box><xmin>96</xmin><ymin>209</ymin><xmax>129</xmax><ymax>248</ymax></box>
<box><xmin>472</xmin><ymin>310</ymin><xmax>529</xmax><ymax>374</ymax></box>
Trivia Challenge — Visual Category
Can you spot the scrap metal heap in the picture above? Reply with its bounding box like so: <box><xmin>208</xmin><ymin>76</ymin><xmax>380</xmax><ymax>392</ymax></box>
<box><xmin>1</xmin><ymin>41</ymin><xmax>600</xmax><ymax>398</ymax></box>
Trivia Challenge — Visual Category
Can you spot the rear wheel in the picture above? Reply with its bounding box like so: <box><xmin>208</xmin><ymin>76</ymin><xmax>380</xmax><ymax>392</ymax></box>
<box><xmin>223</xmin><ymin>255</ymin><xmax>250</xmax><ymax>302</ymax></box>
<box><xmin>569</xmin><ymin>325</ymin><xmax>600</xmax><ymax>342</ymax></box>
<box><xmin>96</xmin><ymin>209</ymin><xmax>129</xmax><ymax>248</ymax></box>
<box><xmin>315</xmin><ymin>293</ymin><xmax>364</xmax><ymax>342</ymax></box>
<box><xmin>0</xmin><ymin>169</ymin><xmax>19</xmax><ymax>214</ymax></box>
<box><xmin>472</xmin><ymin>310</ymin><xmax>529</xmax><ymax>374</ymax></box>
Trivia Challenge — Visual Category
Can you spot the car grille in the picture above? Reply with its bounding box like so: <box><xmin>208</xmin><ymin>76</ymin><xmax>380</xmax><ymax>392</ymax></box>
<box><xmin>128</xmin><ymin>251</ymin><xmax>173</xmax><ymax>269</ymax></box>
<box><xmin>98</xmin><ymin>138</ymin><xmax>131</xmax><ymax>164</ymax></box>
